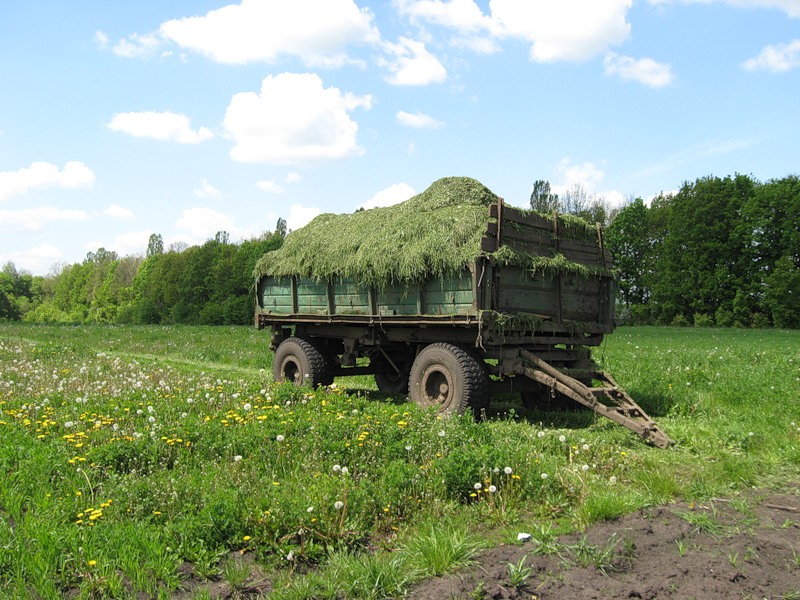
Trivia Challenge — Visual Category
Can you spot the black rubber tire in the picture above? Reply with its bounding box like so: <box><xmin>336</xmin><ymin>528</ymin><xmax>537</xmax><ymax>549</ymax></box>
<box><xmin>408</xmin><ymin>343</ymin><xmax>488</xmax><ymax>415</ymax></box>
<box><xmin>273</xmin><ymin>337</ymin><xmax>331</xmax><ymax>388</ymax></box>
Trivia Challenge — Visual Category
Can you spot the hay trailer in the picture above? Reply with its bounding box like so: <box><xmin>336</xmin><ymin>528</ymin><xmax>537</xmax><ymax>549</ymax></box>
<box><xmin>254</xmin><ymin>178</ymin><xmax>672</xmax><ymax>448</ymax></box>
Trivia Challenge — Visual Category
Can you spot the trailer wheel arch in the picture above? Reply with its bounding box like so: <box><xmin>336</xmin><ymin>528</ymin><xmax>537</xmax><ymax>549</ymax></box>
<box><xmin>273</xmin><ymin>337</ymin><xmax>332</xmax><ymax>388</ymax></box>
<box><xmin>408</xmin><ymin>343</ymin><xmax>488</xmax><ymax>415</ymax></box>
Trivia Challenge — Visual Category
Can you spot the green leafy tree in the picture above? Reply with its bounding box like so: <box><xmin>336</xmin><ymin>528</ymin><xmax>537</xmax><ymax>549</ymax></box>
<box><xmin>764</xmin><ymin>256</ymin><xmax>800</xmax><ymax>328</ymax></box>
<box><xmin>529</xmin><ymin>180</ymin><xmax>559</xmax><ymax>213</ymax></box>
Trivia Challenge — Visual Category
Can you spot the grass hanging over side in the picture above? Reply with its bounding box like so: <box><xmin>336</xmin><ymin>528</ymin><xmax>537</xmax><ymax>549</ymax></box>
<box><xmin>254</xmin><ymin>177</ymin><xmax>500</xmax><ymax>288</ymax></box>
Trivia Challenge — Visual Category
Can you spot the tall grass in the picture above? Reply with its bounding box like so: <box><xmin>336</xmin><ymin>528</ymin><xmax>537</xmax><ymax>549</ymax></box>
<box><xmin>0</xmin><ymin>323</ymin><xmax>798</xmax><ymax>598</ymax></box>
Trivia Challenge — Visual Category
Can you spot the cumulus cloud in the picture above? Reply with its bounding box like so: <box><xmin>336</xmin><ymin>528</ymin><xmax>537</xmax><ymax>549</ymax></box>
<box><xmin>176</xmin><ymin>207</ymin><xmax>243</xmax><ymax>242</ymax></box>
<box><xmin>0</xmin><ymin>244</ymin><xmax>63</xmax><ymax>276</ymax></box>
<box><xmin>102</xmin><ymin>204</ymin><xmax>135</xmax><ymax>219</ymax></box>
<box><xmin>396</xmin><ymin>0</ymin><xmax>632</xmax><ymax>62</ymax></box>
<box><xmin>286</xmin><ymin>172</ymin><xmax>302</xmax><ymax>183</ymax></box>
<box><xmin>396</xmin><ymin>110</ymin><xmax>444</xmax><ymax>128</ymax></box>
<box><xmin>223</xmin><ymin>73</ymin><xmax>372</xmax><ymax>164</ymax></box>
<box><xmin>553</xmin><ymin>158</ymin><xmax>606</xmax><ymax>192</ymax></box>
<box><xmin>286</xmin><ymin>204</ymin><xmax>321</xmax><ymax>231</ymax></box>
<box><xmin>86</xmin><ymin>231</ymin><xmax>152</xmax><ymax>257</ymax></box>
<box><xmin>107</xmin><ymin>111</ymin><xmax>214</xmax><ymax>144</ymax></box>
<box><xmin>0</xmin><ymin>207</ymin><xmax>90</xmax><ymax>231</ymax></box>
<box><xmin>490</xmin><ymin>0</ymin><xmax>631</xmax><ymax>62</ymax></box>
<box><xmin>194</xmin><ymin>178</ymin><xmax>222</xmax><ymax>198</ymax></box>
<box><xmin>395</xmin><ymin>0</ymin><xmax>494</xmax><ymax>32</ymax></box>
<box><xmin>359</xmin><ymin>183</ymin><xmax>416</xmax><ymax>210</ymax></box>
<box><xmin>158</xmin><ymin>0</ymin><xmax>379</xmax><ymax>66</ymax></box>
<box><xmin>603</xmin><ymin>52</ymin><xmax>674</xmax><ymax>87</ymax></box>
<box><xmin>380</xmin><ymin>37</ymin><xmax>448</xmax><ymax>85</ymax></box>
<box><xmin>0</xmin><ymin>161</ymin><xmax>95</xmax><ymax>202</ymax></box>
<box><xmin>742</xmin><ymin>39</ymin><xmax>800</xmax><ymax>72</ymax></box>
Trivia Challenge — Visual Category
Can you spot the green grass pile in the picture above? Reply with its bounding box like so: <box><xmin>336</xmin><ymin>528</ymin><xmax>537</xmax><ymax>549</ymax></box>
<box><xmin>254</xmin><ymin>177</ymin><xmax>497</xmax><ymax>288</ymax></box>
<box><xmin>253</xmin><ymin>176</ymin><xmax>606</xmax><ymax>287</ymax></box>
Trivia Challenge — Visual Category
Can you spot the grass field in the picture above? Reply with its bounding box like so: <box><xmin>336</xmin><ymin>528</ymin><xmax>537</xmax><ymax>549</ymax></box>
<box><xmin>0</xmin><ymin>323</ymin><xmax>798</xmax><ymax>598</ymax></box>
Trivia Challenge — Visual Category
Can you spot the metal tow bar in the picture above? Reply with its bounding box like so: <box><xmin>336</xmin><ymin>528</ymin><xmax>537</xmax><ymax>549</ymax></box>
<box><xmin>519</xmin><ymin>350</ymin><xmax>674</xmax><ymax>449</ymax></box>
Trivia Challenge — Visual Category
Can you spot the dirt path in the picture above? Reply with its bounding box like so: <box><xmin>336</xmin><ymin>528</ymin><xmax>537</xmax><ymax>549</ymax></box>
<box><xmin>408</xmin><ymin>485</ymin><xmax>800</xmax><ymax>600</ymax></box>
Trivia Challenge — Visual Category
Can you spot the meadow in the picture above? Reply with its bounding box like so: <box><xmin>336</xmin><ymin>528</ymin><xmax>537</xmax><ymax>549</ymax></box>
<box><xmin>0</xmin><ymin>323</ymin><xmax>798</xmax><ymax>598</ymax></box>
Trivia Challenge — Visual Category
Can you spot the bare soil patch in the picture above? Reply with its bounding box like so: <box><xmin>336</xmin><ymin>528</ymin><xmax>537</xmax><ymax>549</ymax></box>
<box><xmin>408</xmin><ymin>485</ymin><xmax>800</xmax><ymax>600</ymax></box>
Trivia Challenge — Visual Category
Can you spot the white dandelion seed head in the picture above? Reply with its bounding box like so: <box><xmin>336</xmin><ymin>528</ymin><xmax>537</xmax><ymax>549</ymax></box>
<box><xmin>333</xmin><ymin>464</ymin><xmax>341</xmax><ymax>472</ymax></box>
<box><xmin>148</xmin><ymin>416</ymin><xmax>156</xmax><ymax>423</ymax></box>
<box><xmin>243</xmin><ymin>403</ymin><xmax>252</xmax><ymax>412</ymax></box>
<box><xmin>582</xmin><ymin>444</ymin><xmax>589</xmax><ymax>451</ymax></box>
<box><xmin>541</xmin><ymin>473</ymin><xmax>548</xmax><ymax>480</ymax></box>
<box><xmin>581</xmin><ymin>464</ymin><xmax>589</xmax><ymax>472</ymax></box>
<box><xmin>276</xmin><ymin>435</ymin><xmax>285</xmax><ymax>442</ymax></box>
<box><xmin>559</xmin><ymin>435</ymin><xmax>566</xmax><ymax>443</ymax></box>
<box><xmin>537</xmin><ymin>431</ymin><xmax>545</xmax><ymax>438</ymax></box>
<box><xmin>405</xmin><ymin>445</ymin><xmax>412</xmax><ymax>451</ymax></box>
<box><xmin>609</xmin><ymin>476</ymin><xmax>617</xmax><ymax>484</ymax></box>
<box><xmin>474</xmin><ymin>482</ymin><xmax>482</xmax><ymax>490</ymax></box>
<box><xmin>136</xmin><ymin>409</ymin><xmax>143</xmax><ymax>415</ymax></box>
<box><xmin>307</xmin><ymin>506</ymin><xmax>314</xmax><ymax>513</ymax></box>
<box><xmin>234</xmin><ymin>455</ymin><xmax>243</xmax><ymax>462</ymax></box>
<box><xmin>334</xmin><ymin>501</ymin><xmax>344</xmax><ymax>510</ymax></box>
<box><xmin>438</xmin><ymin>430</ymin><xmax>446</xmax><ymax>437</ymax></box>
<box><xmin>341</xmin><ymin>466</ymin><xmax>349</xmax><ymax>474</ymax></box>
<box><xmin>504</xmin><ymin>467</ymin><xmax>513</xmax><ymax>475</ymax></box>
<box><xmin>488</xmin><ymin>485</ymin><xmax>497</xmax><ymax>493</ymax></box>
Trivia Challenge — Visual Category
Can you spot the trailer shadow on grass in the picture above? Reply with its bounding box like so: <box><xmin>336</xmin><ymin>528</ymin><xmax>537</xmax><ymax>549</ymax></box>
<box><xmin>329</xmin><ymin>381</ymin><xmax>607</xmax><ymax>434</ymax></box>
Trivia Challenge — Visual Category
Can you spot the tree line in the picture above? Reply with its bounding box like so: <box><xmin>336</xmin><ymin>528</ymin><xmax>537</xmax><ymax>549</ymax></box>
<box><xmin>0</xmin><ymin>226</ymin><xmax>285</xmax><ymax>326</ymax></box>
<box><xmin>537</xmin><ymin>174</ymin><xmax>798</xmax><ymax>328</ymax></box>
<box><xmin>2</xmin><ymin>174</ymin><xmax>799</xmax><ymax>328</ymax></box>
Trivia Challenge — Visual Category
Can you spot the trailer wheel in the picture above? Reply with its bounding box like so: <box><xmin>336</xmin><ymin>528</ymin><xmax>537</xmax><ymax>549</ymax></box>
<box><xmin>373</xmin><ymin>348</ymin><xmax>414</xmax><ymax>395</ymax></box>
<box><xmin>273</xmin><ymin>337</ymin><xmax>331</xmax><ymax>388</ymax></box>
<box><xmin>408</xmin><ymin>343</ymin><xmax>488</xmax><ymax>415</ymax></box>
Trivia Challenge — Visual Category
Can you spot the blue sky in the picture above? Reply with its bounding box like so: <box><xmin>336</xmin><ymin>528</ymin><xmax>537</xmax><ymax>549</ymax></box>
<box><xmin>1</xmin><ymin>0</ymin><xmax>798</xmax><ymax>275</ymax></box>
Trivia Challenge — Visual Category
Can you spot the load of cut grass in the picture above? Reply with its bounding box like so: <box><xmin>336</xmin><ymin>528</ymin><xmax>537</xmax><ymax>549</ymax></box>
<box><xmin>253</xmin><ymin>176</ymin><xmax>607</xmax><ymax>287</ymax></box>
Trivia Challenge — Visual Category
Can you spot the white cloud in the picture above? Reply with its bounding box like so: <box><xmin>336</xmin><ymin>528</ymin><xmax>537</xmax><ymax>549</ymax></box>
<box><xmin>490</xmin><ymin>0</ymin><xmax>632</xmax><ymax>62</ymax></box>
<box><xmin>0</xmin><ymin>244</ymin><xmax>63</xmax><ymax>276</ymax></box>
<box><xmin>112</xmin><ymin>32</ymin><xmax>163</xmax><ymax>58</ymax></box>
<box><xmin>256</xmin><ymin>180</ymin><xmax>284</xmax><ymax>194</ymax></box>
<box><xmin>223</xmin><ymin>73</ymin><xmax>372</xmax><ymax>164</ymax></box>
<box><xmin>286</xmin><ymin>172</ymin><xmax>302</xmax><ymax>183</ymax></box>
<box><xmin>86</xmin><ymin>230</ymin><xmax>151</xmax><ymax>257</ymax></box>
<box><xmin>158</xmin><ymin>0</ymin><xmax>379</xmax><ymax>66</ymax></box>
<box><xmin>396</xmin><ymin>110</ymin><xmax>444</xmax><ymax>128</ymax></box>
<box><xmin>102</xmin><ymin>204</ymin><xmax>135</xmax><ymax>219</ymax></box>
<box><xmin>0</xmin><ymin>161</ymin><xmax>95</xmax><ymax>202</ymax></box>
<box><xmin>647</xmin><ymin>0</ymin><xmax>800</xmax><ymax>18</ymax></box>
<box><xmin>742</xmin><ymin>39</ymin><xmax>800</xmax><ymax>72</ymax></box>
<box><xmin>381</xmin><ymin>38</ymin><xmax>448</xmax><ymax>85</ymax></box>
<box><xmin>397</xmin><ymin>0</ymin><xmax>632</xmax><ymax>62</ymax></box>
<box><xmin>359</xmin><ymin>183</ymin><xmax>416</xmax><ymax>210</ymax></box>
<box><xmin>603</xmin><ymin>52</ymin><xmax>674</xmax><ymax>87</ymax></box>
<box><xmin>0</xmin><ymin>207</ymin><xmax>90</xmax><ymax>231</ymax></box>
<box><xmin>194</xmin><ymin>178</ymin><xmax>222</xmax><ymax>198</ymax></box>
<box><xmin>552</xmin><ymin>158</ymin><xmax>606</xmax><ymax>193</ymax></box>
<box><xmin>395</xmin><ymin>0</ymin><xmax>494</xmax><ymax>32</ymax></box>
<box><xmin>107</xmin><ymin>111</ymin><xmax>214</xmax><ymax>144</ymax></box>
<box><xmin>176</xmin><ymin>207</ymin><xmax>244</xmax><ymax>242</ymax></box>
<box><xmin>286</xmin><ymin>204</ymin><xmax>321</xmax><ymax>232</ymax></box>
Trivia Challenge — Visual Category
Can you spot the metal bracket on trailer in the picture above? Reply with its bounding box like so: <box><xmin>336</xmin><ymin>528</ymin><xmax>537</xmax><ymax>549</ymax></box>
<box><xmin>518</xmin><ymin>350</ymin><xmax>674</xmax><ymax>449</ymax></box>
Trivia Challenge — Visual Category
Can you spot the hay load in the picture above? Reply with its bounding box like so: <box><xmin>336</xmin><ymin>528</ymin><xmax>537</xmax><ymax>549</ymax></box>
<box><xmin>253</xmin><ymin>176</ymin><xmax>607</xmax><ymax>288</ymax></box>
<box><xmin>254</xmin><ymin>177</ymin><xmax>499</xmax><ymax>287</ymax></box>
